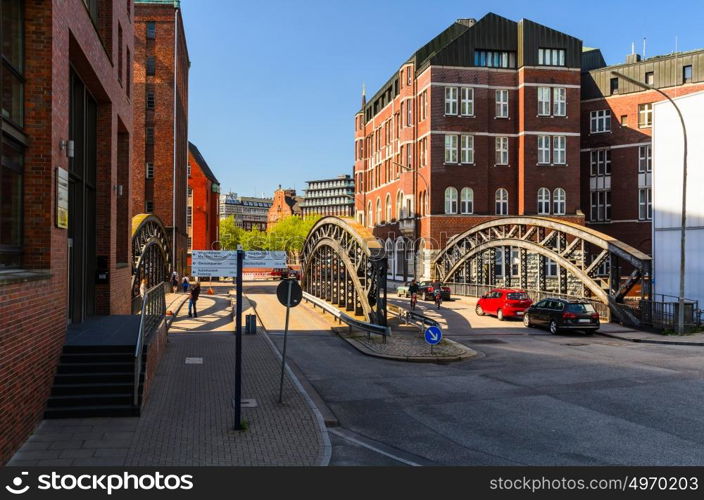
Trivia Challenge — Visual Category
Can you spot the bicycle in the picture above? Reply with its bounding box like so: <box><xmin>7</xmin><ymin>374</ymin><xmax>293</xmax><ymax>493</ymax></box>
<box><xmin>433</xmin><ymin>289</ymin><xmax>442</xmax><ymax>309</ymax></box>
<box><xmin>410</xmin><ymin>292</ymin><xmax>418</xmax><ymax>310</ymax></box>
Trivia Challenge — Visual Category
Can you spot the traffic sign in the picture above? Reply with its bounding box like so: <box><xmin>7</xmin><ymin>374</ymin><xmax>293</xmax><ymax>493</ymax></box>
<box><xmin>424</xmin><ymin>326</ymin><xmax>442</xmax><ymax>345</ymax></box>
<box><xmin>276</xmin><ymin>278</ymin><xmax>302</xmax><ymax>308</ymax></box>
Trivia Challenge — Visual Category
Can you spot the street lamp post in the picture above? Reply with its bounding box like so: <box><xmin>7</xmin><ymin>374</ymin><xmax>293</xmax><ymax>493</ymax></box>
<box><xmin>611</xmin><ymin>71</ymin><xmax>689</xmax><ymax>334</ymax></box>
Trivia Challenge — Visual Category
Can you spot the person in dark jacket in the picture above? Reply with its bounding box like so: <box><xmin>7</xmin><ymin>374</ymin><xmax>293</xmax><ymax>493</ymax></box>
<box><xmin>188</xmin><ymin>281</ymin><xmax>201</xmax><ymax>318</ymax></box>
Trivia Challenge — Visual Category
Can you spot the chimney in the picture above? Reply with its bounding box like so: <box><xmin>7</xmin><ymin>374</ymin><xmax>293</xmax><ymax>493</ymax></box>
<box><xmin>626</xmin><ymin>53</ymin><xmax>641</xmax><ymax>64</ymax></box>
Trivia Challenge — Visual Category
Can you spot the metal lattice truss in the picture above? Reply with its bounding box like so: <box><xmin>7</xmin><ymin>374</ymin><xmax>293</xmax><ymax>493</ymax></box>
<box><xmin>131</xmin><ymin>214</ymin><xmax>171</xmax><ymax>299</ymax></box>
<box><xmin>301</xmin><ymin>217</ymin><xmax>388</xmax><ymax>325</ymax></box>
<box><xmin>433</xmin><ymin>217</ymin><xmax>652</xmax><ymax>306</ymax></box>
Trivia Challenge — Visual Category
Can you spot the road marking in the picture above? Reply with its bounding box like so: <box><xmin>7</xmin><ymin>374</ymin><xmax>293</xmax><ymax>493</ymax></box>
<box><xmin>328</xmin><ymin>428</ymin><xmax>422</xmax><ymax>466</ymax></box>
<box><xmin>185</xmin><ymin>357</ymin><xmax>203</xmax><ymax>364</ymax></box>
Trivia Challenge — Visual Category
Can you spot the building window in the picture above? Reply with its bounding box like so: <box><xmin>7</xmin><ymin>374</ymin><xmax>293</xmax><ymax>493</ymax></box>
<box><xmin>460</xmin><ymin>87</ymin><xmax>473</xmax><ymax>116</ymax></box>
<box><xmin>444</xmin><ymin>187</ymin><xmax>458</xmax><ymax>214</ymax></box>
<box><xmin>474</xmin><ymin>50</ymin><xmax>516</xmax><ymax>68</ymax></box>
<box><xmin>638</xmin><ymin>103</ymin><xmax>653</xmax><ymax>128</ymax></box>
<box><xmin>146</xmin><ymin>91</ymin><xmax>155</xmax><ymax>110</ymax></box>
<box><xmin>406</xmin><ymin>98</ymin><xmax>412</xmax><ymax>126</ymax></box>
<box><xmin>444</xmin><ymin>134</ymin><xmax>458</xmax><ymax>163</ymax></box>
<box><xmin>645</xmin><ymin>72</ymin><xmax>654</xmax><ymax>85</ymax></box>
<box><xmin>188</xmin><ymin>186</ymin><xmax>193</xmax><ymax>198</ymax></box>
<box><xmin>146</xmin><ymin>20</ymin><xmax>156</xmax><ymax>39</ymax></box>
<box><xmin>146</xmin><ymin>56</ymin><xmax>156</xmax><ymax>76</ymax></box>
<box><xmin>590</xmin><ymin>190</ymin><xmax>611</xmax><ymax>222</ymax></box>
<box><xmin>460</xmin><ymin>187</ymin><xmax>473</xmax><ymax>214</ymax></box>
<box><xmin>553</xmin><ymin>87</ymin><xmax>566</xmax><ymax>116</ymax></box>
<box><xmin>146</xmin><ymin>127</ymin><xmax>154</xmax><ymax>144</ymax></box>
<box><xmin>683</xmin><ymin>65</ymin><xmax>693</xmax><ymax>83</ymax></box>
<box><xmin>188</xmin><ymin>236</ymin><xmax>191</xmax><ymax>250</ymax></box>
<box><xmin>495</xmin><ymin>137</ymin><xmax>509</xmax><ymax>165</ymax></box>
<box><xmin>367</xmin><ymin>201</ymin><xmax>372</xmax><ymax>227</ymax></box>
<box><xmin>639</xmin><ymin>188</ymin><xmax>652</xmax><ymax>220</ymax></box>
<box><xmin>553</xmin><ymin>136</ymin><xmax>566</xmax><ymax>165</ymax></box>
<box><xmin>537</xmin><ymin>187</ymin><xmax>550</xmax><ymax>215</ymax></box>
<box><xmin>553</xmin><ymin>188</ymin><xmax>566</xmax><ymax>215</ymax></box>
<box><xmin>537</xmin><ymin>136</ymin><xmax>550</xmax><ymax>164</ymax></box>
<box><xmin>621</xmin><ymin>114</ymin><xmax>628</xmax><ymax>127</ymax></box>
<box><xmin>538</xmin><ymin>48</ymin><xmax>565</xmax><ymax>66</ymax></box>
<box><xmin>187</xmin><ymin>163</ymin><xmax>191</xmax><ymax>176</ymax></box>
<box><xmin>544</xmin><ymin>258</ymin><xmax>558</xmax><ymax>277</ymax></box>
<box><xmin>496</xmin><ymin>89</ymin><xmax>509</xmax><ymax>118</ymax></box>
<box><xmin>146</xmin><ymin>200</ymin><xmax>154</xmax><ymax>213</ymax></box>
<box><xmin>0</xmin><ymin>140</ymin><xmax>23</xmax><ymax>268</ymax></box>
<box><xmin>146</xmin><ymin>162</ymin><xmax>154</xmax><ymax>179</ymax></box>
<box><xmin>406</xmin><ymin>66</ymin><xmax>411</xmax><ymax>85</ymax></box>
<box><xmin>2</xmin><ymin>0</ymin><xmax>23</xmax><ymax>126</ymax></box>
<box><xmin>444</xmin><ymin>87</ymin><xmax>458</xmax><ymax>115</ymax></box>
<box><xmin>396</xmin><ymin>191</ymin><xmax>404</xmax><ymax>218</ymax></box>
<box><xmin>590</xmin><ymin>109</ymin><xmax>611</xmax><ymax>133</ymax></box>
<box><xmin>376</xmin><ymin>198</ymin><xmax>382</xmax><ymax>225</ymax></box>
<box><xmin>460</xmin><ymin>135</ymin><xmax>473</xmax><ymax>164</ymax></box>
<box><xmin>118</xmin><ymin>24</ymin><xmax>123</xmax><ymax>83</ymax></box>
<box><xmin>126</xmin><ymin>47</ymin><xmax>131</xmax><ymax>98</ymax></box>
<box><xmin>495</xmin><ymin>188</ymin><xmax>508</xmax><ymax>215</ymax></box>
<box><xmin>187</xmin><ymin>206</ymin><xmax>193</xmax><ymax>226</ymax></box>
<box><xmin>638</xmin><ymin>145</ymin><xmax>652</xmax><ymax>172</ymax></box>
<box><xmin>610</xmin><ymin>77</ymin><xmax>619</xmax><ymax>95</ymax></box>
<box><xmin>590</xmin><ymin>149</ymin><xmax>611</xmax><ymax>175</ymax></box>
<box><xmin>537</xmin><ymin>87</ymin><xmax>550</xmax><ymax>116</ymax></box>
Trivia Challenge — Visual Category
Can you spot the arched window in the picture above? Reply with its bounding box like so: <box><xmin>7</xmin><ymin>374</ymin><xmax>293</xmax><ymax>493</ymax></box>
<box><xmin>376</xmin><ymin>198</ymin><xmax>382</xmax><ymax>225</ymax></box>
<box><xmin>495</xmin><ymin>188</ymin><xmax>508</xmax><ymax>215</ymax></box>
<box><xmin>460</xmin><ymin>187</ymin><xmax>474</xmax><ymax>214</ymax></box>
<box><xmin>367</xmin><ymin>201</ymin><xmax>373</xmax><ymax>227</ymax></box>
<box><xmin>385</xmin><ymin>239</ymin><xmax>394</xmax><ymax>277</ymax></box>
<box><xmin>553</xmin><ymin>187</ymin><xmax>566</xmax><ymax>215</ymax></box>
<box><xmin>396</xmin><ymin>191</ymin><xmax>404</xmax><ymax>218</ymax></box>
<box><xmin>537</xmin><ymin>187</ymin><xmax>550</xmax><ymax>215</ymax></box>
<box><xmin>444</xmin><ymin>187</ymin><xmax>458</xmax><ymax>214</ymax></box>
<box><xmin>395</xmin><ymin>237</ymin><xmax>405</xmax><ymax>280</ymax></box>
<box><xmin>386</xmin><ymin>194</ymin><xmax>392</xmax><ymax>222</ymax></box>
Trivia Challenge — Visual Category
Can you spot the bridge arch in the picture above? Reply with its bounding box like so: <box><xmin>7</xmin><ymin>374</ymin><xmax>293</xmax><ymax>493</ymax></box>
<box><xmin>300</xmin><ymin>217</ymin><xmax>388</xmax><ymax>325</ymax></box>
<box><xmin>131</xmin><ymin>214</ymin><xmax>171</xmax><ymax>302</ymax></box>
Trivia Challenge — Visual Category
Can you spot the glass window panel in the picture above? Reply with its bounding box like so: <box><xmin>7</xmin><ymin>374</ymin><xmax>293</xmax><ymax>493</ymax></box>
<box><xmin>2</xmin><ymin>69</ymin><xmax>23</xmax><ymax>125</ymax></box>
<box><xmin>2</xmin><ymin>0</ymin><xmax>23</xmax><ymax>71</ymax></box>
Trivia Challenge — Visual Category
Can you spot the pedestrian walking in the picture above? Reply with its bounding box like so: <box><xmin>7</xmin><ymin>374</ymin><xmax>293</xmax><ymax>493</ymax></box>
<box><xmin>181</xmin><ymin>276</ymin><xmax>189</xmax><ymax>293</ymax></box>
<box><xmin>171</xmin><ymin>273</ymin><xmax>179</xmax><ymax>293</ymax></box>
<box><xmin>188</xmin><ymin>280</ymin><xmax>201</xmax><ymax>318</ymax></box>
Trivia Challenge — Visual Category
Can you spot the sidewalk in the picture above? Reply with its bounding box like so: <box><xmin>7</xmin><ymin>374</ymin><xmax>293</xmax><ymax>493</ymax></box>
<box><xmin>9</xmin><ymin>285</ymin><xmax>328</xmax><ymax>466</ymax></box>
<box><xmin>598</xmin><ymin>322</ymin><xmax>704</xmax><ymax>346</ymax></box>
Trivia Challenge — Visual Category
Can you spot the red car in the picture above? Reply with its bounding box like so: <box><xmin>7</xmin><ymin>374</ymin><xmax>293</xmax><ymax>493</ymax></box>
<box><xmin>475</xmin><ymin>289</ymin><xmax>533</xmax><ymax>321</ymax></box>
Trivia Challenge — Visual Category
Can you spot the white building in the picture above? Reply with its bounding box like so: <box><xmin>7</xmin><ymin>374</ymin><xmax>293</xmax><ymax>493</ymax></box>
<box><xmin>652</xmin><ymin>90</ymin><xmax>704</xmax><ymax>304</ymax></box>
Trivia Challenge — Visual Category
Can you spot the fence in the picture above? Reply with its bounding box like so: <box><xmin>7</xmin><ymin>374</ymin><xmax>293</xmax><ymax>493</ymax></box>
<box><xmin>638</xmin><ymin>297</ymin><xmax>701</xmax><ymax>331</ymax></box>
<box><xmin>133</xmin><ymin>283</ymin><xmax>166</xmax><ymax>406</ymax></box>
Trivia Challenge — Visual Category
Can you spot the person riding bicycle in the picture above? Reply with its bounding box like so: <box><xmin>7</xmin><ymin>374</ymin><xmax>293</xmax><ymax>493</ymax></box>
<box><xmin>408</xmin><ymin>279</ymin><xmax>419</xmax><ymax>309</ymax></box>
<box><xmin>432</xmin><ymin>281</ymin><xmax>443</xmax><ymax>308</ymax></box>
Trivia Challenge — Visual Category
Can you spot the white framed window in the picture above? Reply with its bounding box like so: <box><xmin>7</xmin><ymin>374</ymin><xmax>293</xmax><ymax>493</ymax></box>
<box><xmin>187</xmin><ymin>186</ymin><xmax>192</xmax><ymax>198</ymax></box>
<box><xmin>553</xmin><ymin>136</ymin><xmax>566</xmax><ymax>165</ymax></box>
<box><xmin>444</xmin><ymin>87</ymin><xmax>458</xmax><ymax>115</ymax></box>
<box><xmin>495</xmin><ymin>136</ymin><xmax>509</xmax><ymax>165</ymax></box>
<box><xmin>544</xmin><ymin>258</ymin><xmax>558</xmax><ymax>277</ymax></box>
<box><xmin>537</xmin><ymin>87</ymin><xmax>550</xmax><ymax>116</ymax></box>
<box><xmin>495</xmin><ymin>248</ymin><xmax>506</xmax><ymax>277</ymax></box>
<box><xmin>496</xmin><ymin>89</ymin><xmax>509</xmax><ymax>118</ymax></box>
<box><xmin>146</xmin><ymin>162</ymin><xmax>154</xmax><ymax>179</ymax></box>
<box><xmin>445</xmin><ymin>134</ymin><xmax>458</xmax><ymax>163</ymax></box>
<box><xmin>553</xmin><ymin>187</ymin><xmax>566</xmax><ymax>215</ymax></box>
<box><xmin>460</xmin><ymin>135</ymin><xmax>474</xmax><ymax>164</ymax></box>
<box><xmin>590</xmin><ymin>109</ymin><xmax>611</xmax><ymax>133</ymax></box>
<box><xmin>444</xmin><ymin>187</ymin><xmax>458</xmax><ymax>214</ymax></box>
<box><xmin>590</xmin><ymin>190</ymin><xmax>611</xmax><ymax>222</ymax></box>
<box><xmin>396</xmin><ymin>191</ymin><xmax>404</xmax><ymax>218</ymax></box>
<box><xmin>460</xmin><ymin>187</ymin><xmax>473</xmax><ymax>214</ymax></box>
<box><xmin>406</xmin><ymin>98</ymin><xmax>413</xmax><ymax>126</ymax></box>
<box><xmin>538</xmin><ymin>48</ymin><xmax>566</xmax><ymax>66</ymax></box>
<box><xmin>638</xmin><ymin>145</ymin><xmax>652</xmax><ymax>172</ymax></box>
<box><xmin>639</xmin><ymin>188</ymin><xmax>652</xmax><ymax>220</ymax></box>
<box><xmin>407</xmin><ymin>143</ymin><xmax>412</xmax><ymax>168</ymax></box>
<box><xmin>638</xmin><ymin>103</ymin><xmax>653</xmax><ymax>128</ymax></box>
<box><xmin>367</xmin><ymin>201</ymin><xmax>373</xmax><ymax>227</ymax></box>
<box><xmin>537</xmin><ymin>136</ymin><xmax>550</xmax><ymax>164</ymax></box>
<box><xmin>590</xmin><ymin>149</ymin><xmax>611</xmax><ymax>175</ymax></box>
<box><xmin>376</xmin><ymin>198</ymin><xmax>382</xmax><ymax>225</ymax></box>
<box><xmin>537</xmin><ymin>187</ymin><xmax>550</xmax><ymax>214</ymax></box>
<box><xmin>460</xmin><ymin>87</ymin><xmax>474</xmax><ymax>116</ymax></box>
<box><xmin>386</xmin><ymin>194</ymin><xmax>392</xmax><ymax>221</ymax></box>
<box><xmin>474</xmin><ymin>50</ymin><xmax>516</xmax><ymax>68</ymax></box>
<box><xmin>553</xmin><ymin>87</ymin><xmax>566</xmax><ymax>116</ymax></box>
<box><xmin>186</xmin><ymin>206</ymin><xmax>192</xmax><ymax>226</ymax></box>
<box><xmin>495</xmin><ymin>188</ymin><xmax>508</xmax><ymax>215</ymax></box>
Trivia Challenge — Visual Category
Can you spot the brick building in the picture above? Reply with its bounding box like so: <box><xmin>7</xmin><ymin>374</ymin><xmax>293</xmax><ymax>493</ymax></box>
<box><xmin>267</xmin><ymin>187</ymin><xmax>303</xmax><ymax>229</ymax></box>
<box><xmin>219</xmin><ymin>193</ymin><xmax>272</xmax><ymax>231</ymax></box>
<box><xmin>300</xmin><ymin>174</ymin><xmax>355</xmax><ymax>217</ymax></box>
<box><xmin>187</xmin><ymin>142</ymin><xmax>220</xmax><ymax>270</ymax></box>
<box><xmin>580</xmin><ymin>49</ymin><xmax>704</xmax><ymax>256</ymax></box>
<box><xmin>0</xmin><ymin>0</ymin><xmax>133</xmax><ymax>464</ymax></box>
<box><xmin>354</xmin><ymin>13</ymin><xmax>584</xmax><ymax>280</ymax></box>
<box><xmin>133</xmin><ymin>0</ymin><xmax>189</xmax><ymax>275</ymax></box>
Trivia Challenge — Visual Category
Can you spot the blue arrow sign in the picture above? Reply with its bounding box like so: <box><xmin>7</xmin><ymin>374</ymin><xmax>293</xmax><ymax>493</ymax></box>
<box><xmin>424</xmin><ymin>326</ymin><xmax>442</xmax><ymax>345</ymax></box>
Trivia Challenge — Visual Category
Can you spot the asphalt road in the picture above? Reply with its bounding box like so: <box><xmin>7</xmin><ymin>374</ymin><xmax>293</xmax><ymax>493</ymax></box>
<box><xmin>247</xmin><ymin>281</ymin><xmax>704</xmax><ymax>466</ymax></box>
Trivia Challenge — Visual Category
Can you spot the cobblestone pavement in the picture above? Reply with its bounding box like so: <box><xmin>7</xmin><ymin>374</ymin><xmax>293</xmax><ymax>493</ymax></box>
<box><xmin>9</xmin><ymin>286</ymin><xmax>326</xmax><ymax>466</ymax></box>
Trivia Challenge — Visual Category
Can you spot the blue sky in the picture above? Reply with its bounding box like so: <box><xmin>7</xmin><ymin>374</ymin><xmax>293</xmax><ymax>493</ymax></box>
<box><xmin>181</xmin><ymin>0</ymin><xmax>703</xmax><ymax>198</ymax></box>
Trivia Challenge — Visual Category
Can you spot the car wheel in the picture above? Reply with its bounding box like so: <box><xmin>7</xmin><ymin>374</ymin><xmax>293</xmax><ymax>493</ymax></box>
<box><xmin>475</xmin><ymin>305</ymin><xmax>485</xmax><ymax>316</ymax></box>
<box><xmin>549</xmin><ymin>320</ymin><xmax>559</xmax><ymax>335</ymax></box>
<box><xmin>523</xmin><ymin>314</ymin><xmax>532</xmax><ymax>327</ymax></box>
<box><xmin>497</xmin><ymin>309</ymin><xmax>504</xmax><ymax>321</ymax></box>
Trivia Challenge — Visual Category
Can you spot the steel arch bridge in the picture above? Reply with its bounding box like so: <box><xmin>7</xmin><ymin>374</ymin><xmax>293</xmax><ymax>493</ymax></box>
<box><xmin>301</xmin><ymin>217</ymin><xmax>388</xmax><ymax>325</ymax></box>
<box><xmin>131</xmin><ymin>214</ymin><xmax>171</xmax><ymax>303</ymax></box>
<box><xmin>433</xmin><ymin>217</ymin><xmax>652</xmax><ymax>323</ymax></box>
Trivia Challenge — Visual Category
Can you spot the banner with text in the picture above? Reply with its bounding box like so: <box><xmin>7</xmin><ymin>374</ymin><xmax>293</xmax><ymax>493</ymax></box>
<box><xmin>191</xmin><ymin>251</ymin><xmax>288</xmax><ymax>277</ymax></box>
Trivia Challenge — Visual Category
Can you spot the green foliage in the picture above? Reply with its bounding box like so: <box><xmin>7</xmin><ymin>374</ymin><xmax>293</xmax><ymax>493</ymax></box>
<box><xmin>218</xmin><ymin>214</ymin><xmax>321</xmax><ymax>255</ymax></box>
<box><xmin>240</xmin><ymin>228</ymin><xmax>268</xmax><ymax>250</ymax></box>
<box><xmin>219</xmin><ymin>216</ymin><xmax>244</xmax><ymax>250</ymax></box>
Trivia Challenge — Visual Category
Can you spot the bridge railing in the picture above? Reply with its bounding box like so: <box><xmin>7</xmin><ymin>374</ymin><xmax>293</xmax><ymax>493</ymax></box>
<box><xmin>302</xmin><ymin>291</ymin><xmax>391</xmax><ymax>341</ymax></box>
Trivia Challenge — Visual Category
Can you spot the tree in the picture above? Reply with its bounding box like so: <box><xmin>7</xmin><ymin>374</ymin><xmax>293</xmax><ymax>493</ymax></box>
<box><xmin>268</xmin><ymin>215</ymin><xmax>320</xmax><ymax>260</ymax></box>
<box><xmin>240</xmin><ymin>228</ymin><xmax>268</xmax><ymax>250</ymax></box>
<box><xmin>219</xmin><ymin>216</ymin><xmax>244</xmax><ymax>250</ymax></box>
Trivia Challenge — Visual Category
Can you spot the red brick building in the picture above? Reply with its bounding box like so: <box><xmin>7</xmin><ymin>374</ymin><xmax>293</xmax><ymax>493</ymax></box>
<box><xmin>267</xmin><ymin>187</ymin><xmax>303</xmax><ymax>229</ymax></box>
<box><xmin>580</xmin><ymin>49</ymin><xmax>704</xmax><ymax>255</ymax></box>
<box><xmin>133</xmin><ymin>0</ymin><xmax>189</xmax><ymax>275</ymax></box>
<box><xmin>0</xmin><ymin>0</ymin><xmax>133</xmax><ymax>464</ymax></box>
<box><xmin>187</xmin><ymin>142</ymin><xmax>220</xmax><ymax>270</ymax></box>
<box><xmin>354</xmin><ymin>13</ymin><xmax>584</xmax><ymax>280</ymax></box>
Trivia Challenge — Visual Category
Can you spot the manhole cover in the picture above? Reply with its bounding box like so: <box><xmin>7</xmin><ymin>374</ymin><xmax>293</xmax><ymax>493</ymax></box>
<box><xmin>469</xmin><ymin>339</ymin><xmax>506</xmax><ymax>344</ymax></box>
<box><xmin>185</xmin><ymin>357</ymin><xmax>203</xmax><ymax>364</ymax></box>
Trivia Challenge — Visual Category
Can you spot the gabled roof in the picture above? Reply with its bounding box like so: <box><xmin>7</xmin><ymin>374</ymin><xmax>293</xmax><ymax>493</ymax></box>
<box><xmin>188</xmin><ymin>142</ymin><xmax>220</xmax><ymax>185</ymax></box>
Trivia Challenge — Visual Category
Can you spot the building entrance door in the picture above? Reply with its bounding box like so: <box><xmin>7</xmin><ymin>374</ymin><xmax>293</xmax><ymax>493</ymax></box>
<box><xmin>67</xmin><ymin>70</ymin><xmax>98</xmax><ymax>324</ymax></box>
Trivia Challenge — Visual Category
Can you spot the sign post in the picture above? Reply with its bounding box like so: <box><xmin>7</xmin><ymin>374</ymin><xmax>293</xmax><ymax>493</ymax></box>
<box><xmin>234</xmin><ymin>249</ymin><xmax>244</xmax><ymax>430</ymax></box>
<box><xmin>424</xmin><ymin>325</ymin><xmax>442</xmax><ymax>355</ymax></box>
<box><xmin>276</xmin><ymin>278</ymin><xmax>302</xmax><ymax>403</ymax></box>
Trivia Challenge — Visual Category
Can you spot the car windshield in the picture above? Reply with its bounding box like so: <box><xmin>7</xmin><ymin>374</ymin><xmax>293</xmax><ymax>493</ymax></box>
<box><xmin>566</xmin><ymin>303</ymin><xmax>595</xmax><ymax>313</ymax></box>
<box><xmin>507</xmin><ymin>292</ymin><xmax>528</xmax><ymax>300</ymax></box>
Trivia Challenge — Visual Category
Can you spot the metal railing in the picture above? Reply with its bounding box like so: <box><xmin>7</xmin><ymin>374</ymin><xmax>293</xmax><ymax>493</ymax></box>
<box><xmin>133</xmin><ymin>283</ymin><xmax>166</xmax><ymax>407</ymax></box>
<box><xmin>638</xmin><ymin>298</ymin><xmax>701</xmax><ymax>331</ymax></box>
<box><xmin>303</xmin><ymin>292</ymin><xmax>391</xmax><ymax>340</ymax></box>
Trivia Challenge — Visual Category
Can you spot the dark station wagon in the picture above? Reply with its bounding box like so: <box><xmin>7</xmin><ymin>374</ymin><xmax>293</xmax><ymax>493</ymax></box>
<box><xmin>523</xmin><ymin>298</ymin><xmax>600</xmax><ymax>335</ymax></box>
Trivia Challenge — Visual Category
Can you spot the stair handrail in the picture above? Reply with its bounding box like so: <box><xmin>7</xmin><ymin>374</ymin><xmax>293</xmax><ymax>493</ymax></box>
<box><xmin>134</xmin><ymin>283</ymin><xmax>166</xmax><ymax>407</ymax></box>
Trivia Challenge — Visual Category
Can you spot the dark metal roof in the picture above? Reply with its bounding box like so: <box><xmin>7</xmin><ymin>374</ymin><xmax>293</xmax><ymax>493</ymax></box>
<box><xmin>188</xmin><ymin>142</ymin><xmax>220</xmax><ymax>185</ymax></box>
